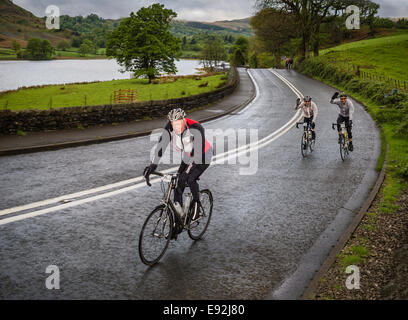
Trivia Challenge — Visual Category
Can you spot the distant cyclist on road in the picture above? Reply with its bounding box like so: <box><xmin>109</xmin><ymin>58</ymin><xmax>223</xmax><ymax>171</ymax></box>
<box><xmin>295</xmin><ymin>96</ymin><xmax>318</xmax><ymax>141</ymax></box>
<box><xmin>330</xmin><ymin>92</ymin><xmax>355</xmax><ymax>151</ymax></box>
<box><xmin>143</xmin><ymin>108</ymin><xmax>213</xmax><ymax>219</ymax></box>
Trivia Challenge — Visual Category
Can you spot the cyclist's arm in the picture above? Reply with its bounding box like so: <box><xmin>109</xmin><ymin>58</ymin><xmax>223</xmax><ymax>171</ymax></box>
<box><xmin>151</xmin><ymin>122</ymin><xmax>172</xmax><ymax>165</ymax></box>
<box><xmin>312</xmin><ymin>102</ymin><xmax>318</xmax><ymax>122</ymax></box>
<box><xmin>295</xmin><ymin>101</ymin><xmax>304</xmax><ymax>110</ymax></box>
<box><xmin>349</xmin><ymin>100</ymin><xmax>355</xmax><ymax>121</ymax></box>
<box><xmin>190</xmin><ymin>122</ymin><xmax>206</xmax><ymax>165</ymax></box>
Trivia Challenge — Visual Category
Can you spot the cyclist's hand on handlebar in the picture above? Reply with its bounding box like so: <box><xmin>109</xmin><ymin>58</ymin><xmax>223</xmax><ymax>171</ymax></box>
<box><xmin>143</xmin><ymin>163</ymin><xmax>157</xmax><ymax>186</ymax></box>
<box><xmin>331</xmin><ymin>92</ymin><xmax>339</xmax><ymax>100</ymax></box>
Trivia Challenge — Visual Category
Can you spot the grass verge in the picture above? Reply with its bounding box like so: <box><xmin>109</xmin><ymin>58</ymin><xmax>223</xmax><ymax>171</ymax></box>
<box><xmin>0</xmin><ymin>73</ymin><xmax>227</xmax><ymax>111</ymax></box>
<box><xmin>297</xmin><ymin>33</ymin><xmax>408</xmax><ymax>299</ymax></box>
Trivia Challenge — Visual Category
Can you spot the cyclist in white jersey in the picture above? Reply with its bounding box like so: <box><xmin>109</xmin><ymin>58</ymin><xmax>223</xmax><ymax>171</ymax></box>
<box><xmin>295</xmin><ymin>96</ymin><xmax>318</xmax><ymax>141</ymax></box>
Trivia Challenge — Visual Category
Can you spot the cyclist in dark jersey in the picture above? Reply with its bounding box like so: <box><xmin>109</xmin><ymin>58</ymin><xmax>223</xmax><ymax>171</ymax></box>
<box><xmin>330</xmin><ymin>92</ymin><xmax>355</xmax><ymax>151</ymax></box>
<box><xmin>143</xmin><ymin>108</ymin><xmax>213</xmax><ymax>218</ymax></box>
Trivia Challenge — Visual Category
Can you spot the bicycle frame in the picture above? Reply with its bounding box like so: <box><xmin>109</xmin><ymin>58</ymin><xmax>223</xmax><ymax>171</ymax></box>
<box><xmin>331</xmin><ymin>123</ymin><xmax>349</xmax><ymax>142</ymax></box>
<box><xmin>332</xmin><ymin>123</ymin><xmax>350</xmax><ymax>161</ymax></box>
<box><xmin>153</xmin><ymin>172</ymin><xmax>193</xmax><ymax>229</ymax></box>
<box><xmin>296</xmin><ymin>121</ymin><xmax>314</xmax><ymax>144</ymax></box>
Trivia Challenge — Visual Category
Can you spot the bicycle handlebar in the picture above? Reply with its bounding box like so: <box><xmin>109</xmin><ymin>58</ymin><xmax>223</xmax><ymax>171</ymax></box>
<box><xmin>145</xmin><ymin>171</ymin><xmax>177</xmax><ymax>187</ymax></box>
<box><xmin>332</xmin><ymin>123</ymin><xmax>352</xmax><ymax>130</ymax></box>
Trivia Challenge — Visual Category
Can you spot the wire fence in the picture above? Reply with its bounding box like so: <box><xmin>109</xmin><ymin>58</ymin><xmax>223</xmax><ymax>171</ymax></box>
<box><xmin>341</xmin><ymin>62</ymin><xmax>407</xmax><ymax>91</ymax></box>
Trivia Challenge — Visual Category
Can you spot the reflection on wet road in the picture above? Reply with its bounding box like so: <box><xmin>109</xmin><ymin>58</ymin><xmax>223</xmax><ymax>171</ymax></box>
<box><xmin>0</xmin><ymin>69</ymin><xmax>380</xmax><ymax>299</ymax></box>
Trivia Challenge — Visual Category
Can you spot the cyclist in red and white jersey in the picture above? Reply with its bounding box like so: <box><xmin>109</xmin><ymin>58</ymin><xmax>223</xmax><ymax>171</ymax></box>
<box><xmin>143</xmin><ymin>108</ymin><xmax>213</xmax><ymax>215</ymax></box>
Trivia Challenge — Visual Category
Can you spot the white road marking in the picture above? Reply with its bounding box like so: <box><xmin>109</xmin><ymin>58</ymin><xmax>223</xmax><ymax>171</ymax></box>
<box><xmin>0</xmin><ymin>69</ymin><xmax>305</xmax><ymax>226</ymax></box>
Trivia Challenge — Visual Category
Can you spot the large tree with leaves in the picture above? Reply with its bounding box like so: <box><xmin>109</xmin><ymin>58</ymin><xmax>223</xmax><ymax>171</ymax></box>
<box><xmin>251</xmin><ymin>8</ymin><xmax>298</xmax><ymax>66</ymax></box>
<box><xmin>201</xmin><ymin>38</ymin><xmax>226</xmax><ymax>70</ymax></box>
<box><xmin>256</xmin><ymin>0</ymin><xmax>336</xmax><ymax>60</ymax></box>
<box><xmin>106</xmin><ymin>4</ymin><xmax>181</xmax><ymax>83</ymax></box>
<box><xmin>230</xmin><ymin>36</ymin><xmax>250</xmax><ymax>66</ymax></box>
<box><xmin>256</xmin><ymin>0</ymin><xmax>380</xmax><ymax>59</ymax></box>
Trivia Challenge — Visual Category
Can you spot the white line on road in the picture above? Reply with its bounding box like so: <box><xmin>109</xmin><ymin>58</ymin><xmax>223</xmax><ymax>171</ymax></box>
<box><xmin>0</xmin><ymin>69</ymin><xmax>304</xmax><ymax>226</ymax></box>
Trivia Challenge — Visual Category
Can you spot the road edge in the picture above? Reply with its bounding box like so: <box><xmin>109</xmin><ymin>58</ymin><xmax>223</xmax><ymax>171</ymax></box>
<box><xmin>299</xmin><ymin>80</ymin><xmax>389</xmax><ymax>300</ymax></box>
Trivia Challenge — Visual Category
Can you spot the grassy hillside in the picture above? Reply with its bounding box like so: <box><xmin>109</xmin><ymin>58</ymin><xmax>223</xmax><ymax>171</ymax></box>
<box><xmin>320</xmin><ymin>32</ymin><xmax>408</xmax><ymax>82</ymax></box>
<box><xmin>171</xmin><ymin>19</ymin><xmax>252</xmax><ymax>38</ymax></box>
<box><xmin>0</xmin><ymin>0</ymin><xmax>74</xmax><ymax>49</ymax></box>
<box><xmin>0</xmin><ymin>0</ymin><xmax>251</xmax><ymax>60</ymax></box>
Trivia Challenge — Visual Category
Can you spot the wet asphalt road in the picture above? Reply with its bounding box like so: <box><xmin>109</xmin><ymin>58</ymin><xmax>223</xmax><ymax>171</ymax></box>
<box><xmin>0</xmin><ymin>68</ymin><xmax>380</xmax><ymax>299</ymax></box>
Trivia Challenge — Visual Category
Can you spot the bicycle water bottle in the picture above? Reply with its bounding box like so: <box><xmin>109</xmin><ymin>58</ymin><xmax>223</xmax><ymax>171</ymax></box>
<box><xmin>174</xmin><ymin>202</ymin><xmax>183</xmax><ymax>218</ymax></box>
<box><xmin>183</xmin><ymin>193</ymin><xmax>193</xmax><ymax>215</ymax></box>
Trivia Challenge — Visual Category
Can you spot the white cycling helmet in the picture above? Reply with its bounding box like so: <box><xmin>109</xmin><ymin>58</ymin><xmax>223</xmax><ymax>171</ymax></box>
<box><xmin>167</xmin><ymin>108</ymin><xmax>186</xmax><ymax>121</ymax></box>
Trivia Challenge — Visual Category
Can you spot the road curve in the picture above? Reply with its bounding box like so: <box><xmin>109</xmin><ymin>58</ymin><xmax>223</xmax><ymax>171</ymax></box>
<box><xmin>0</xmin><ymin>68</ymin><xmax>380</xmax><ymax>299</ymax></box>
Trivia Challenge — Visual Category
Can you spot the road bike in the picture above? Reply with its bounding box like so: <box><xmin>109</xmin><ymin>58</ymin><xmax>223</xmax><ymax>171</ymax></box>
<box><xmin>332</xmin><ymin>123</ymin><xmax>351</xmax><ymax>161</ymax></box>
<box><xmin>139</xmin><ymin>171</ymin><xmax>213</xmax><ymax>266</ymax></box>
<box><xmin>296</xmin><ymin>121</ymin><xmax>315</xmax><ymax>157</ymax></box>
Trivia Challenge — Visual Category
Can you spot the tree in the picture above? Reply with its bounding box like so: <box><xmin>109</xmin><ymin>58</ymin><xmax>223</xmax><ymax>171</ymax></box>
<box><xmin>255</xmin><ymin>0</ymin><xmax>379</xmax><ymax>59</ymax></box>
<box><xmin>11</xmin><ymin>40</ymin><xmax>21</xmax><ymax>53</ymax></box>
<box><xmin>106</xmin><ymin>4</ymin><xmax>181</xmax><ymax>83</ymax></box>
<box><xmin>256</xmin><ymin>0</ymin><xmax>335</xmax><ymax>60</ymax></box>
<box><xmin>251</xmin><ymin>8</ymin><xmax>298</xmax><ymax>66</ymax></box>
<box><xmin>71</xmin><ymin>37</ymin><xmax>82</xmax><ymax>48</ymax></box>
<box><xmin>57</xmin><ymin>40</ymin><xmax>70</xmax><ymax>51</ymax></box>
<box><xmin>24</xmin><ymin>38</ymin><xmax>54</xmax><ymax>60</ymax></box>
<box><xmin>230</xmin><ymin>36</ymin><xmax>249</xmax><ymax>66</ymax></box>
<box><xmin>201</xmin><ymin>38</ymin><xmax>226</xmax><ymax>71</ymax></box>
<box><xmin>79</xmin><ymin>39</ymin><xmax>96</xmax><ymax>56</ymax></box>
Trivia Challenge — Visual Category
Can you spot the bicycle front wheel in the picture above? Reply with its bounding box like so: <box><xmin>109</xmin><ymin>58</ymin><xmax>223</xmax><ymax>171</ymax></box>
<box><xmin>188</xmin><ymin>189</ymin><xmax>213</xmax><ymax>241</ymax></box>
<box><xmin>339</xmin><ymin>135</ymin><xmax>346</xmax><ymax>161</ymax></box>
<box><xmin>139</xmin><ymin>205</ymin><xmax>173</xmax><ymax>266</ymax></box>
<box><xmin>301</xmin><ymin>132</ymin><xmax>308</xmax><ymax>158</ymax></box>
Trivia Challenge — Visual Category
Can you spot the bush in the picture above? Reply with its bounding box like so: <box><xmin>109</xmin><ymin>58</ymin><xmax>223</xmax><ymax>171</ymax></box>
<box><xmin>375</xmin><ymin>107</ymin><xmax>403</xmax><ymax>124</ymax></box>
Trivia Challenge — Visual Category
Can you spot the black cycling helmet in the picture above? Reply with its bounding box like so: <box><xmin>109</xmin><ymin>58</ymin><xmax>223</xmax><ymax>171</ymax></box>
<box><xmin>303</xmin><ymin>96</ymin><xmax>312</xmax><ymax>102</ymax></box>
<box><xmin>340</xmin><ymin>92</ymin><xmax>348</xmax><ymax>98</ymax></box>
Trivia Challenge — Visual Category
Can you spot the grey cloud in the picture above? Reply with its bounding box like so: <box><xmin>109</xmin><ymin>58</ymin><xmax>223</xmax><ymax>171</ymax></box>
<box><xmin>12</xmin><ymin>0</ymin><xmax>408</xmax><ymax>20</ymax></box>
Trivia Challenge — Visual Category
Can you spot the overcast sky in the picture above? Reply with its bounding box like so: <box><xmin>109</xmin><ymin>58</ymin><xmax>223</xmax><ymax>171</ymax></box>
<box><xmin>12</xmin><ymin>0</ymin><xmax>408</xmax><ymax>21</ymax></box>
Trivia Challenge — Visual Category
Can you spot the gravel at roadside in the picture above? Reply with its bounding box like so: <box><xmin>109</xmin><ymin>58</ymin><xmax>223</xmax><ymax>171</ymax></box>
<box><xmin>313</xmin><ymin>186</ymin><xmax>408</xmax><ymax>300</ymax></box>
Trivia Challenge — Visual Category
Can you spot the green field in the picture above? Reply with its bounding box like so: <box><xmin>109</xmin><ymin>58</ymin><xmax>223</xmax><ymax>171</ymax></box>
<box><xmin>0</xmin><ymin>74</ymin><xmax>227</xmax><ymax>111</ymax></box>
<box><xmin>320</xmin><ymin>32</ymin><xmax>408</xmax><ymax>82</ymax></box>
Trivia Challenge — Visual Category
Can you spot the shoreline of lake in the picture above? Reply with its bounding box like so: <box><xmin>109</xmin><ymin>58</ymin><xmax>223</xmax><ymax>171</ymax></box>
<box><xmin>0</xmin><ymin>59</ymin><xmax>204</xmax><ymax>92</ymax></box>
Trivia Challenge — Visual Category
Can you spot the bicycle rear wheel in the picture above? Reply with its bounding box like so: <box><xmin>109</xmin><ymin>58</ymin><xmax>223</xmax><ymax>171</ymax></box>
<box><xmin>188</xmin><ymin>189</ymin><xmax>213</xmax><ymax>241</ymax></box>
<box><xmin>139</xmin><ymin>205</ymin><xmax>173</xmax><ymax>266</ymax></box>
<box><xmin>301</xmin><ymin>132</ymin><xmax>308</xmax><ymax>158</ymax></box>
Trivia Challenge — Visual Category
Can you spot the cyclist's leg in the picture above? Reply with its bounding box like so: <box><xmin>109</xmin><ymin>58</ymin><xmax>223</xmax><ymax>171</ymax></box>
<box><xmin>337</xmin><ymin>115</ymin><xmax>344</xmax><ymax>143</ymax></box>
<box><xmin>185</xmin><ymin>163</ymin><xmax>210</xmax><ymax>219</ymax></box>
<box><xmin>345</xmin><ymin>117</ymin><xmax>353</xmax><ymax>150</ymax></box>
<box><xmin>174</xmin><ymin>162</ymin><xmax>188</xmax><ymax>205</ymax></box>
<box><xmin>303</xmin><ymin>117</ymin><xmax>309</xmax><ymax>130</ymax></box>
<box><xmin>345</xmin><ymin>118</ymin><xmax>352</xmax><ymax>141</ymax></box>
<box><xmin>186</xmin><ymin>163</ymin><xmax>210</xmax><ymax>203</ymax></box>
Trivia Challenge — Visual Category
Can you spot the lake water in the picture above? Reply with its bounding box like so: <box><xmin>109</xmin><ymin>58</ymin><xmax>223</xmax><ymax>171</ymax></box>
<box><xmin>0</xmin><ymin>59</ymin><xmax>204</xmax><ymax>92</ymax></box>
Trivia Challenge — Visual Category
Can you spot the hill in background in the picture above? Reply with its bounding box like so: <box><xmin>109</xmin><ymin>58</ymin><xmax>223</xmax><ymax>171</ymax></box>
<box><xmin>0</xmin><ymin>0</ymin><xmax>252</xmax><ymax>53</ymax></box>
<box><xmin>0</xmin><ymin>0</ymin><xmax>74</xmax><ymax>48</ymax></box>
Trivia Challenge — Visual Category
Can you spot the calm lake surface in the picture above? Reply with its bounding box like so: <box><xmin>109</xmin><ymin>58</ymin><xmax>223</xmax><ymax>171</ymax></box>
<box><xmin>0</xmin><ymin>59</ymin><xmax>203</xmax><ymax>92</ymax></box>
